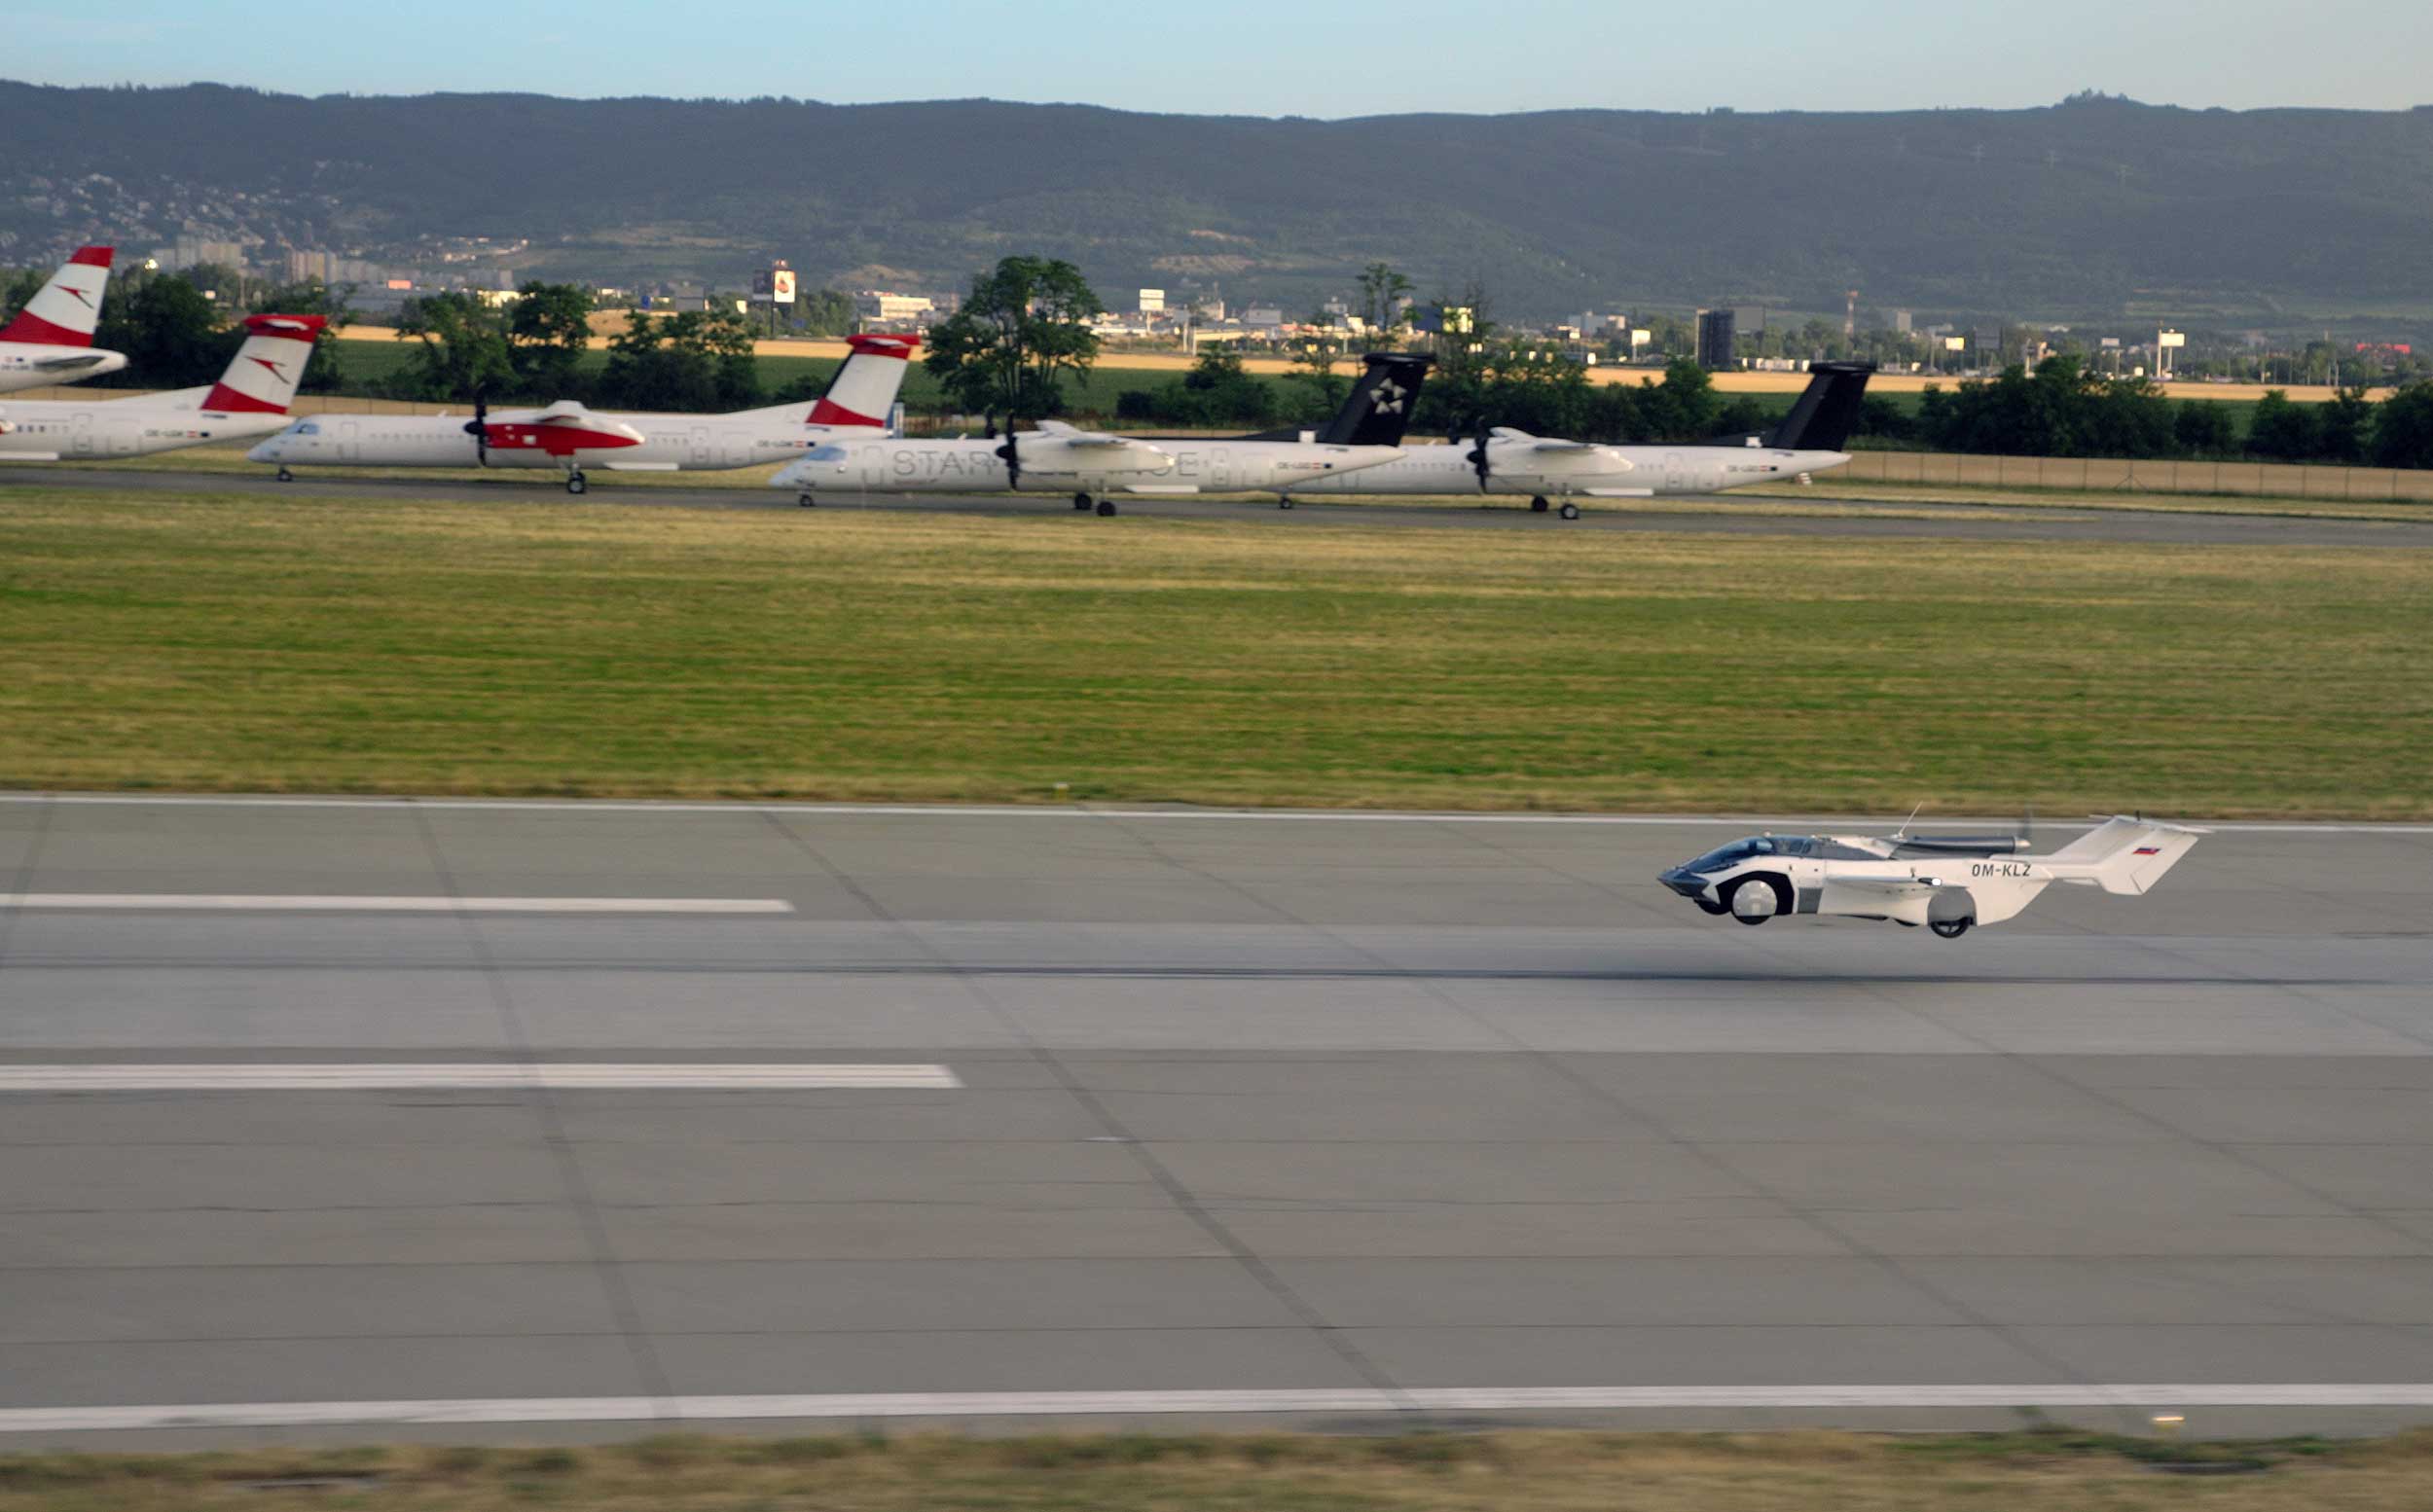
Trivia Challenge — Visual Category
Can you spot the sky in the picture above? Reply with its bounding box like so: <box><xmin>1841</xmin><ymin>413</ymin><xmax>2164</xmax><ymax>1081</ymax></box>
<box><xmin>13</xmin><ymin>0</ymin><xmax>2425</xmax><ymax>116</ymax></box>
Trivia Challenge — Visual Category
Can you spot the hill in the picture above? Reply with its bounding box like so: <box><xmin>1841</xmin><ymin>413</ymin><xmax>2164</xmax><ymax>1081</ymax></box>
<box><xmin>6</xmin><ymin>83</ymin><xmax>2432</xmax><ymax>327</ymax></box>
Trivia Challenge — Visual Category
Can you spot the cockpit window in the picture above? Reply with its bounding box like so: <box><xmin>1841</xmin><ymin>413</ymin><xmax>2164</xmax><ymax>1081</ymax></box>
<box><xmin>294</xmin><ymin>422</ymin><xmax>319</xmax><ymax>436</ymax></box>
<box><xmin>1683</xmin><ymin>836</ymin><xmax>1811</xmax><ymax>873</ymax></box>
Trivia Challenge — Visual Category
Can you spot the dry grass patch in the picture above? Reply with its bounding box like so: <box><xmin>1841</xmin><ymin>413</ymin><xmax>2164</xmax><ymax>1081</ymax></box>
<box><xmin>0</xmin><ymin>1428</ymin><xmax>2429</xmax><ymax>1511</ymax></box>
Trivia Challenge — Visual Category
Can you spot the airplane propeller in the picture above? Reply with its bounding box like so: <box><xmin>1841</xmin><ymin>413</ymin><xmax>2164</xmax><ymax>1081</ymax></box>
<box><xmin>461</xmin><ymin>395</ymin><xmax>490</xmax><ymax>467</ymax></box>
<box><xmin>1464</xmin><ymin>429</ymin><xmax>1492</xmax><ymax>491</ymax></box>
<box><xmin>995</xmin><ymin>420</ymin><xmax>1021</xmax><ymax>488</ymax></box>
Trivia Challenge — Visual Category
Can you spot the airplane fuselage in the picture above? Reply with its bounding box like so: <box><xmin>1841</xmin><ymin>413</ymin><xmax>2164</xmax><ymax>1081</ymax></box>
<box><xmin>784</xmin><ymin>437</ymin><xmax>1399</xmax><ymax>496</ymax></box>
<box><xmin>1284</xmin><ymin>441</ymin><xmax>1852</xmax><ymax>499</ymax></box>
<box><xmin>249</xmin><ymin>411</ymin><xmax>884</xmax><ymax>473</ymax></box>
<box><xmin>0</xmin><ymin>389</ymin><xmax>287</xmax><ymax>461</ymax></box>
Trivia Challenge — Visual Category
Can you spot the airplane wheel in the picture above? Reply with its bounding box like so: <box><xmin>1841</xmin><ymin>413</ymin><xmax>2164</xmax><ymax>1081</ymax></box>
<box><xmin>1279</xmin><ymin>497</ymin><xmax>1294</xmax><ymax>509</ymax></box>
<box><xmin>1073</xmin><ymin>492</ymin><xmax>1093</xmax><ymax>511</ymax></box>
<box><xmin>797</xmin><ymin>493</ymin><xmax>816</xmax><ymax>508</ymax></box>
<box><xmin>1722</xmin><ymin>875</ymin><xmax>1788</xmax><ymax>925</ymax></box>
<box><xmin>275</xmin><ymin>467</ymin><xmax>293</xmax><ymax>484</ymax></box>
<box><xmin>1930</xmin><ymin>918</ymin><xmax>1973</xmax><ymax>939</ymax></box>
<box><xmin>1530</xmin><ymin>495</ymin><xmax>1550</xmax><ymax>513</ymax></box>
<box><xmin>1559</xmin><ymin>502</ymin><xmax>1580</xmax><ymax>521</ymax></box>
<box><xmin>1095</xmin><ymin>500</ymin><xmax>1117</xmax><ymax>517</ymax></box>
<box><xmin>566</xmin><ymin>473</ymin><xmax>588</xmax><ymax>496</ymax></box>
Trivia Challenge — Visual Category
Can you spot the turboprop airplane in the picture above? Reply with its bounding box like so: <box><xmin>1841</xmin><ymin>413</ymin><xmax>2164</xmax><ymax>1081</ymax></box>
<box><xmin>247</xmin><ymin>332</ymin><xmax>918</xmax><ymax>493</ymax></box>
<box><xmin>1656</xmin><ymin>813</ymin><xmax>2204</xmax><ymax>939</ymax></box>
<box><xmin>771</xmin><ymin>351</ymin><xmax>1433</xmax><ymax>515</ymax></box>
<box><xmin>0</xmin><ymin>313</ymin><xmax>326</xmax><ymax>461</ymax></box>
<box><xmin>0</xmin><ymin>245</ymin><xmax>127</xmax><ymax>393</ymax></box>
<box><xmin>1283</xmin><ymin>361</ymin><xmax>1873</xmax><ymax>518</ymax></box>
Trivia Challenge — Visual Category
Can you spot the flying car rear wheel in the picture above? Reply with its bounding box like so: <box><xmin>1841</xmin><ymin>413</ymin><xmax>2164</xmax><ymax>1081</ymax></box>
<box><xmin>566</xmin><ymin>472</ymin><xmax>588</xmax><ymax>496</ymax></box>
<box><xmin>1930</xmin><ymin>918</ymin><xmax>1972</xmax><ymax>939</ymax></box>
<box><xmin>1722</xmin><ymin>875</ymin><xmax>1789</xmax><ymax>926</ymax></box>
<box><xmin>1096</xmin><ymin>499</ymin><xmax>1118</xmax><ymax>517</ymax></box>
<box><xmin>274</xmin><ymin>467</ymin><xmax>293</xmax><ymax>484</ymax></box>
<box><xmin>1530</xmin><ymin>495</ymin><xmax>1550</xmax><ymax>513</ymax></box>
<box><xmin>1559</xmin><ymin>502</ymin><xmax>1580</xmax><ymax>521</ymax></box>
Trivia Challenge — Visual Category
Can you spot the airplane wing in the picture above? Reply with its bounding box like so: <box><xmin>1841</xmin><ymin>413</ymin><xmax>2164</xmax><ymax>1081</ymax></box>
<box><xmin>1823</xmin><ymin>875</ymin><xmax>1963</xmax><ymax>901</ymax></box>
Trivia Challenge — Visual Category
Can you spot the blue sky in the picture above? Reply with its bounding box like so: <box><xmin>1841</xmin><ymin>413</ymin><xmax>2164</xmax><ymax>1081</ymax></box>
<box><xmin>14</xmin><ymin>0</ymin><xmax>2422</xmax><ymax>116</ymax></box>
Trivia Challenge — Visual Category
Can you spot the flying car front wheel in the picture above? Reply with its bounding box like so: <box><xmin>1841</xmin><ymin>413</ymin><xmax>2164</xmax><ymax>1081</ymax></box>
<box><xmin>1722</xmin><ymin>875</ymin><xmax>1789</xmax><ymax>926</ymax></box>
<box><xmin>1929</xmin><ymin>918</ymin><xmax>1973</xmax><ymax>939</ymax></box>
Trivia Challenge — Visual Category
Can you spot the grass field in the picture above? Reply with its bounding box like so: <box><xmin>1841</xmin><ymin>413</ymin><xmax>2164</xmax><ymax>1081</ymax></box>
<box><xmin>0</xmin><ymin>1428</ymin><xmax>2427</xmax><ymax>1512</ymax></box>
<box><xmin>2</xmin><ymin>487</ymin><xmax>2425</xmax><ymax>816</ymax></box>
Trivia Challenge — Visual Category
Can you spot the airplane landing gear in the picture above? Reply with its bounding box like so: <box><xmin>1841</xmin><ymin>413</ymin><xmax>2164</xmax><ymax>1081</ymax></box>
<box><xmin>1095</xmin><ymin>498</ymin><xmax>1118</xmax><ymax>517</ymax></box>
<box><xmin>1278</xmin><ymin>496</ymin><xmax>1294</xmax><ymax>509</ymax></box>
<box><xmin>1530</xmin><ymin>495</ymin><xmax>1550</xmax><ymax>513</ymax></box>
<box><xmin>274</xmin><ymin>467</ymin><xmax>293</xmax><ymax>483</ymax></box>
<box><xmin>1929</xmin><ymin>918</ymin><xmax>1973</xmax><ymax>939</ymax></box>
<box><xmin>565</xmin><ymin>469</ymin><xmax>589</xmax><ymax>496</ymax></box>
<box><xmin>1558</xmin><ymin>502</ymin><xmax>1580</xmax><ymax>521</ymax></box>
<box><xmin>797</xmin><ymin>492</ymin><xmax>816</xmax><ymax>508</ymax></box>
<box><xmin>1072</xmin><ymin>491</ymin><xmax>1093</xmax><ymax>511</ymax></box>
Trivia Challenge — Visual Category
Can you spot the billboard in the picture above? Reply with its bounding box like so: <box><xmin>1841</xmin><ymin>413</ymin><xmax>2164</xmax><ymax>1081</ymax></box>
<box><xmin>750</xmin><ymin>265</ymin><xmax>797</xmax><ymax>305</ymax></box>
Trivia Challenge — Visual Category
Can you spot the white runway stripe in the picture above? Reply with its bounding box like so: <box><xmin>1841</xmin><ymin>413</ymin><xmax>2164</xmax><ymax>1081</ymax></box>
<box><xmin>0</xmin><ymin>894</ymin><xmax>794</xmax><ymax>914</ymax></box>
<box><xmin>4</xmin><ymin>793</ymin><xmax>2427</xmax><ymax>833</ymax></box>
<box><xmin>0</xmin><ymin>1063</ymin><xmax>962</xmax><ymax>1092</ymax></box>
<box><xmin>2</xmin><ymin>1385</ymin><xmax>2428</xmax><ymax>1433</ymax></box>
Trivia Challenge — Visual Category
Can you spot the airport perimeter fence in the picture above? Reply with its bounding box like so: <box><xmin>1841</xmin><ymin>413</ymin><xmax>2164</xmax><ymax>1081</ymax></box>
<box><xmin>1842</xmin><ymin>449</ymin><xmax>2433</xmax><ymax>504</ymax></box>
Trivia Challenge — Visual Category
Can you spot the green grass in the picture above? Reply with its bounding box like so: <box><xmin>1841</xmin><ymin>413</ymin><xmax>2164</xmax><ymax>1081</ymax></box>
<box><xmin>1</xmin><ymin>487</ymin><xmax>2426</xmax><ymax>816</ymax></box>
<box><xmin>0</xmin><ymin>1428</ymin><xmax>2427</xmax><ymax>1512</ymax></box>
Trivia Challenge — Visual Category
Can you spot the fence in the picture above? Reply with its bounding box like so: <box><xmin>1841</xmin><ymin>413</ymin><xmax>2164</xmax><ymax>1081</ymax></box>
<box><xmin>1842</xmin><ymin>450</ymin><xmax>2433</xmax><ymax>504</ymax></box>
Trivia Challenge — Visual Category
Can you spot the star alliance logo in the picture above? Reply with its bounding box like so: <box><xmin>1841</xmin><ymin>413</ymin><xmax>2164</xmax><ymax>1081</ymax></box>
<box><xmin>1370</xmin><ymin>378</ymin><xmax>1407</xmax><ymax>414</ymax></box>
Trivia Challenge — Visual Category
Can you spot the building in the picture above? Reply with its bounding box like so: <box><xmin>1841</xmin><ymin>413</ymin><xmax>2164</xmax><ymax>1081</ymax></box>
<box><xmin>854</xmin><ymin>290</ymin><xmax>934</xmax><ymax>324</ymax></box>
<box><xmin>1695</xmin><ymin>307</ymin><xmax>1736</xmax><ymax>368</ymax></box>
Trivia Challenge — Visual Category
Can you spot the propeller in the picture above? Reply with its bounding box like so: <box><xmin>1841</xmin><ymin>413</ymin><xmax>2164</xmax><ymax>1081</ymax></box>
<box><xmin>461</xmin><ymin>395</ymin><xmax>490</xmax><ymax>467</ymax></box>
<box><xmin>1464</xmin><ymin>428</ymin><xmax>1491</xmax><ymax>491</ymax></box>
<box><xmin>995</xmin><ymin>421</ymin><xmax>1022</xmax><ymax>489</ymax></box>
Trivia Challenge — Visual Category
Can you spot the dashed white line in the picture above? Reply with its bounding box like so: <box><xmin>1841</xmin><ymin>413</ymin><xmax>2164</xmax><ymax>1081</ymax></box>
<box><xmin>0</xmin><ymin>1385</ymin><xmax>2426</xmax><ymax>1433</ymax></box>
<box><xmin>0</xmin><ymin>1063</ymin><xmax>962</xmax><ymax>1092</ymax></box>
<box><xmin>0</xmin><ymin>894</ymin><xmax>794</xmax><ymax>914</ymax></box>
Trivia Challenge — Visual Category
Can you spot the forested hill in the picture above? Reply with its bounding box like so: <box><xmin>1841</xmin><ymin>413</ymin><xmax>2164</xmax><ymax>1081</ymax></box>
<box><xmin>7</xmin><ymin>82</ymin><xmax>2432</xmax><ymax>323</ymax></box>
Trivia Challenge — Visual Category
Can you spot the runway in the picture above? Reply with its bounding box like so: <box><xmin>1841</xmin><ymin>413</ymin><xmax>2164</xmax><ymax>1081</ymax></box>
<box><xmin>1</xmin><ymin>795</ymin><xmax>2428</xmax><ymax>1445</ymax></box>
<box><xmin>13</xmin><ymin>462</ymin><xmax>2433</xmax><ymax>548</ymax></box>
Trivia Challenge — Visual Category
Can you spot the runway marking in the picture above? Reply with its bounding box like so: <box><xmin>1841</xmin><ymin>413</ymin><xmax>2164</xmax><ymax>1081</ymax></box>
<box><xmin>4</xmin><ymin>795</ymin><xmax>2429</xmax><ymax>834</ymax></box>
<box><xmin>3</xmin><ymin>1385</ymin><xmax>2430</xmax><ymax>1432</ymax></box>
<box><xmin>0</xmin><ymin>1063</ymin><xmax>962</xmax><ymax>1091</ymax></box>
<box><xmin>0</xmin><ymin>894</ymin><xmax>795</xmax><ymax>914</ymax></box>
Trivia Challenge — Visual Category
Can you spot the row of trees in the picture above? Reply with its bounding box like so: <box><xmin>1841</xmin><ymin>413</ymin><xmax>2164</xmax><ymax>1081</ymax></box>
<box><xmin>385</xmin><ymin>284</ymin><xmax>768</xmax><ymax>412</ymax></box>
<box><xmin>1855</xmin><ymin>357</ymin><xmax>2433</xmax><ymax>468</ymax></box>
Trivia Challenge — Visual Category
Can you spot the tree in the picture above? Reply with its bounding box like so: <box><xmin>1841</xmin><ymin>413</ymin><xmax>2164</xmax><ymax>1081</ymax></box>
<box><xmin>1283</xmin><ymin>338</ymin><xmax>1350</xmax><ymax>424</ymax></box>
<box><xmin>0</xmin><ymin>266</ymin><xmax>47</xmax><ymax>324</ymax></box>
<box><xmin>2314</xmin><ymin>385</ymin><xmax>2374</xmax><ymax>464</ymax></box>
<box><xmin>390</xmin><ymin>292</ymin><xmax>514</xmax><ymax>401</ymax></box>
<box><xmin>595</xmin><ymin>307</ymin><xmax>760</xmax><ymax>413</ymax></box>
<box><xmin>94</xmin><ymin>270</ymin><xmax>236</xmax><ymax>389</ymax></box>
<box><xmin>2371</xmin><ymin>382</ymin><xmax>2433</xmax><ymax>470</ymax></box>
<box><xmin>2245</xmin><ymin>389</ymin><xmax>2318</xmax><ymax>461</ymax></box>
<box><xmin>506</xmin><ymin>281</ymin><xmax>595</xmax><ymax>398</ymax></box>
<box><xmin>793</xmin><ymin>287</ymin><xmax>855</xmax><ymax>338</ymax></box>
<box><xmin>924</xmin><ymin>256</ymin><xmax>1104</xmax><ymax>422</ymax></box>
<box><xmin>2172</xmin><ymin>401</ymin><xmax>2236</xmax><ymax>455</ymax></box>
<box><xmin>1121</xmin><ymin>345</ymin><xmax>1278</xmax><ymax>428</ymax></box>
<box><xmin>1356</xmin><ymin>262</ymin><xmax>1413</xmax><ymax>340</ymax></box>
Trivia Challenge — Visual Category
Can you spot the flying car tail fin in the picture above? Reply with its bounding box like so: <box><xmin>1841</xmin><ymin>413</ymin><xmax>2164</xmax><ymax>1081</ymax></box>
<box><xmin>2042</xmin><ymin>815</ymin><xmax>2205</xmax><ymax>895</ymax></box>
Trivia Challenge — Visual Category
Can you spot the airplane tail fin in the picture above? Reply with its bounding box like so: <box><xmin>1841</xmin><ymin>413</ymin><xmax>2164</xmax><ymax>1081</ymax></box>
<box><xmin>1318</xmin><ymin>352</ymin><xmax>1434</xmax><ymax>446</ymax></box>
<box><xmin>1760</xmin><ymin>361</ymin><xmax>1874</xmax><ymax>450</ymax></box>
<box><xmin>0</xmin><ymin>245</ymin><xmax>114</xmax><ymax>346</ymax></box>
<box><xmin>2042</xmin><ymin>815</ymin><xmax>2205</xmax><ymax>895</ymax></box>
<box><xmin>200</xmin><ymin>314</ymin><xmax>329</xmax><ymax>414</ymax></box>
<box><xmin>807</xmin><ymin>333</ymin><xmax>918</xmax><ymax>428</ymax></box>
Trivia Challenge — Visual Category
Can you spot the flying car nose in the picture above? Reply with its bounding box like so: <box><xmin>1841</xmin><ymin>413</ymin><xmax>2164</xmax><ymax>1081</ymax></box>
<box><xmin>1657</xmin><ymin>867</ymin><xmax>1709</xmax><ymax>899</ymax></box>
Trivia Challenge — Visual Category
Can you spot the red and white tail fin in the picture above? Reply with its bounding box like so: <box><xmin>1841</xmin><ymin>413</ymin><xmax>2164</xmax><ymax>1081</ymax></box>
<box><xmin>200</xmin><ymin>314</ymin><xmax>329</xmax><ymax>414</ymax></box>
<box><xmin>0</xmin><ymin>245</ymin><xmax>114</xmax><ymax>347</ymax></box>
<box><xmin>807</xmin><ymin>333</ymin><xmax>918</xmax><ymax>429</ymax></box>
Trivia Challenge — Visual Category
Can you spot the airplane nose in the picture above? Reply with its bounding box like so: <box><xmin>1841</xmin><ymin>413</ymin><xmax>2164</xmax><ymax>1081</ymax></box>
<box><xmin>245</xmin><ymin>440</ymin><xmax>278</xmax><ymax>461</ymax></box>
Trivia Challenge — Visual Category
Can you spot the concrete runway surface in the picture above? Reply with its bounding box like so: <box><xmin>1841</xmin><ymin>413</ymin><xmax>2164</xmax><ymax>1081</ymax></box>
<box><xmin>0</xmin><ymin>794</ymin><xmax>2428</xmax><ymax>1445</ymax></box>
<box><xmin>11</xmin><ymin>463</ymin><xmax>2433</xmax><ymax>547</ymax></box>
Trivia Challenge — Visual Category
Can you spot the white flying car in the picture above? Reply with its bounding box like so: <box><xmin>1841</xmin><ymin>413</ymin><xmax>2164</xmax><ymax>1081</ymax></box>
<box><xmin>1657</xmin><ymin>813</ymin><xmax>2204</xmax><ymax>938</ymax></box>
